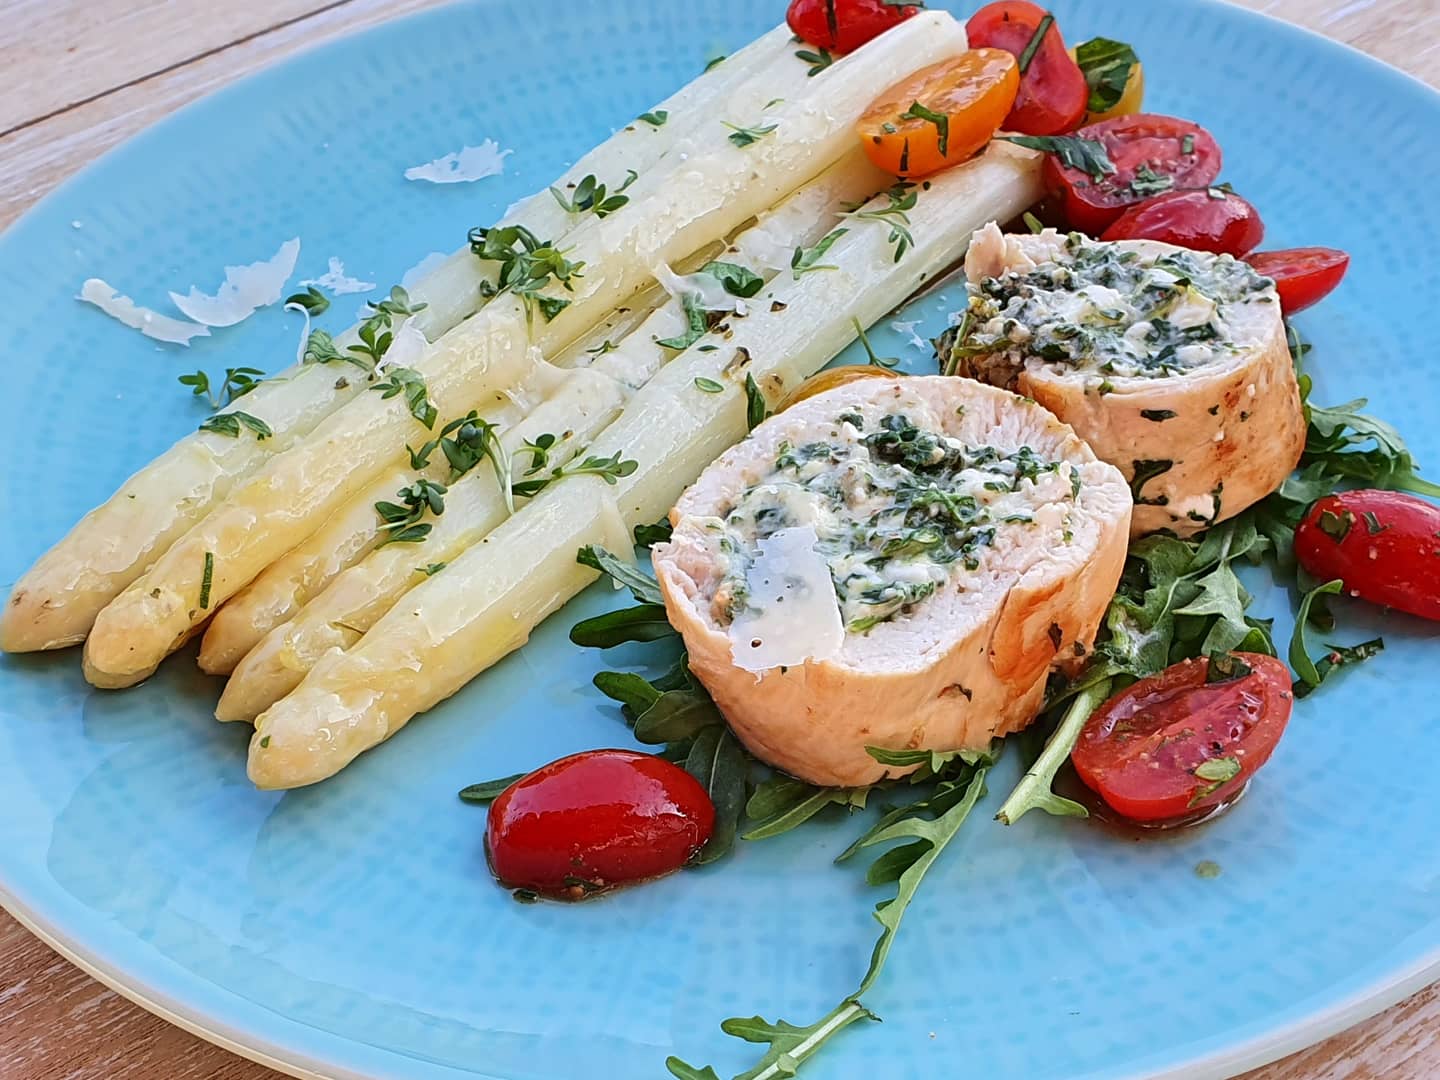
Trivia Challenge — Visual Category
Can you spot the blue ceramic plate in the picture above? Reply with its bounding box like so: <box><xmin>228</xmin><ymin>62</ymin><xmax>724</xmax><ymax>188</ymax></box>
<box><xmin>3</xmin><ymin>2</ymin><xmax>1439</xmax><ymax>1077</ymax></box>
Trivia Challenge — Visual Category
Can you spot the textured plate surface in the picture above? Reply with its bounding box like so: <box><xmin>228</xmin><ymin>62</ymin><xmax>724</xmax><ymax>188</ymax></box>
<box><xmin>3</xmin><ymin>1</ymin><xmax>1440</xmax><ymax>1078</ymax></box>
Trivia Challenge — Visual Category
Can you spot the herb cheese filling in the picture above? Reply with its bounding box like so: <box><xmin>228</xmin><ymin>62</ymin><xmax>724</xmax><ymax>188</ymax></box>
<box><xmin>944</xmin><ymin>233</ymin><xmax>1275</xmax><ymax>383</ymax></box>
<box><xmin>707</xmin><ymin>412</ymin><xmax>1080</xmax><ymax>634</ymax></box>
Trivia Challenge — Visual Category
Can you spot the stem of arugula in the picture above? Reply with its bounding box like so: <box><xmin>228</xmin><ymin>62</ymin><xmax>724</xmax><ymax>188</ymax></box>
<box><xmin>995</xmin><ymin>678</ymin><xmax>1112</xmax><ymax>826</ymax></box>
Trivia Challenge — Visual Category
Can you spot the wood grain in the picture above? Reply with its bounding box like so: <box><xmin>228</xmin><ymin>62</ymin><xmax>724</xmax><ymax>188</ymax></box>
<box><xmin>0</xmin><ymin>1</ymin><xmax>1436</xmax><ymax>1078</ymax></box>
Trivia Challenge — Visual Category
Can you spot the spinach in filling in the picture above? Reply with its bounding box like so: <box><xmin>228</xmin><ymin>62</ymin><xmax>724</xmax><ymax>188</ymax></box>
<box><xmin>712</xmin><ymin>413</ymin><xmax>1074</xmax><ymax>634</ymax></box>
<box><xmin>939</xmin><ymin>234</ymin><xmax>1274</xmax><ymax>385</ymax></box>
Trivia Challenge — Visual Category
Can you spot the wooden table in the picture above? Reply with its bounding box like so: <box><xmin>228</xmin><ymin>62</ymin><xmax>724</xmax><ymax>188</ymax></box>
<box><xmin>2</xmin><ymin>1</ymin><xmax>1438</xmax><ymax>1076</ymax></box>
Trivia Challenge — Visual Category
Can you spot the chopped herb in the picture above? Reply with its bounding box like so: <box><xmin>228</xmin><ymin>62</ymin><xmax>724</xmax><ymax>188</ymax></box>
<box><xmin>586</xmin><ymin>339</ymin><xmax>618</xmax><ymax>356</ymax></box>
<box><xmin>371</xmin><ymin>367</ymin><xmax>438</xmax><ymax>429</ymax></box>
<box><xmin>657</xmin><ymin>293</ymin><xmax>712</xmax><ymax>350</ymax></box>
<box><xmin>1130</xmin><ymin>164</ymin><xmax>1174</xmax><ymax>197</ymax></box>
<box><xmin>1017</xmin><ymin>13</ymin><xmax>1055</xmax><ymax>73</ymax></box>
<box><xmin>1362</xmin><ymin>510</ymin><xmax>1388</xmax><ymax>535</ymax></box>
<box><xmin>1073</xmin><ymin>37</ymin><xmax>1139</xmax><ymax>114</ymax></box>
<box><xmin>899</xmin><ymin>100</ymin><xmax>949</xmax><ymax>157</ymax></box>
<box><xmin>791</xmin><ymin>227</ymin><xmax>848</xmax><ymax>278</ymax></box>
<box><xmin>199</xmin><ymin>411</ymin><xmax>272</xmax><ymax>440</ymax></box>
<box><xmin>703</xmin><ymin>54</ymin><xmax>726</xmax><ymax>72</ymax></box>
<box><xmin>795</xmin><ymin>46</ymin><xmax>835</xmax><ymax>76</ymax></box>
<box><xmin>694</xmin><ymin>377</ymin><xmax>724</xmax><ymax>393</ymax></box>
<box><xmin>1205</xmin><ymin>651</ymin><xmax>1253</xmax><ymax>683</ymax></box>
<box><xmin>844</xmin><ymin>181</ymin><xmax>917</xmax><ymax>261</ymax></box>
<box><xmin>744</xmin><ymin>373</ymin><xmax>768</xmax><ymax>432</ymax></box>
<box><xmin>1129</xmin><ymin>458</ymin><xmax>1174</xmax><ymax>502</ymax></box>
<box><xmin>283</xmin><ymin>285</ymin><xmax>330</xmax><ymax>316</ymax></box>
<box><xmin>1022</xmin><ymin>211</ymin><xmax>1045</xmax><ymax>234</ymax></box>
<box><xmin>1317</xmin><ymin>508</ymin><xmax>1353</xmax><ymax>541</ymax></box>
<box><xmin>259</xmin><ymin>735</ymin><xmax>271</xmax><ymax>749</ymax></box>
<box><xmin>633</xmin><ymin>519</ymin><xmax>672</xmax><ymax>548</ymax></box>
<box><xmin>1190</xmin><ymin>755</ymin><xmax>1241</xmax><ymax>805</ymax></box>
<box><xmin>1141</xmin><ymin>409</ymin><xmax>1178</xmax><ymax>422</ymax></box>
<box><xmin>1001</xmin><ymin>134</ymin><xmax>1116</xmax><ymax>182</ymax></box>
<box><xmin>638</xmin><ymin>109</ymin><xmax>668</xmax><ymax>126</ymax></box>
<box><xmin>699</xmin><ymin>260</ymin><xmax>764</xmax><ymax>298</ymax></box>
<box><xmin>724</xmin><ymin>120</ymin><xmax>779</xmax><ymax>147</ymax></box>
<box><xmin>199</xmin><ymin>551</ymin><xmax>215</xmax><ymax>610</ymax></box>
<box><xmin>1195</xmin><ymin>860</ymin><xmax>1222</xmax><ymax>879</ymax></box>
<box><xmin>417</xmin><ymin>562</ymin><xmax>448</xmax><ymax>576</ymax></box>
<box><xmin>1182</xmin><ymin>133</ymin><xmax>1196</xmax><ymax>155</ymax></box>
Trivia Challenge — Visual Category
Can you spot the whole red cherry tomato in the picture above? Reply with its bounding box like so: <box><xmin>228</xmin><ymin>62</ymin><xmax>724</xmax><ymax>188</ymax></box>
<box><xmin>486</xmin><ymin>749</ymin><xmax>715</xmax><ymax>898</ymax></box>
<box><xmin>1072</xmin><ymin>653</ymin><xmax>1293</xmax><ymax>823</ymax></box>
<box><xmin>966</xmin><ymin>1</ymin><xmax>1088</xmax><ymax>135</ymax></box>
<box><xmin>1101</xmin><ymin>188</ymin><xmax>1265</xmax><ymax>256</ymax></box>
<box><xmin>1294</xmin><ymin>490</ymin><xmax>1440</xmax><ymax>621</ymax></box>
<box><xmin>1246</xmin><ymin>247</ymin><xmax>1350</xmax><ymax>314</ymax></box>
<box><xmin>787</xmin><ymin>0</ymin><xmax>921</xmax><ymax>55</ymax></box>
<box><xmin>1044</xmin><ymin>113</ymin><xmax>1222</xmax><ymax>235</ymax></box>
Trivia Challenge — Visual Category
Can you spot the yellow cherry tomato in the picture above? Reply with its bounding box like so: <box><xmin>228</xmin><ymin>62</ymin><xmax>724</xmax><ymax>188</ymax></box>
<box><xmin>779</xmin><ymin>366</ymin><xmax>900</xmax><ymax>411</ymax></box>
<box><xmin>1069</xmin><ymin>45</ymin><xmax>1145</xmax><ymax>123</ymax></box>
<box><xmin>856</xmin><ymin>49</ymin><xmax>1019</xmax><ymax>179</ymax></box>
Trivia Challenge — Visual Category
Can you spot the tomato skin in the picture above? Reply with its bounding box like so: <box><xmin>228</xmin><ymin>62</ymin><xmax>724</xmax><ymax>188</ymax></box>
<box><xmin>1246</xmin><ymin>247</ymin><xmax>1350</xmax><ymax>314</ymax></box>
<box><xmin>857</xmin><ymin>50</ymin><xmax>1020</xmax><ymax>177</ymax></box>
<box><xmin>1071</xmin><ymin>654</ymin><xmax>1293</xmax><ymax>823</ymax></box>
<box><xmin>966</xmin><ymin>1</ymin><xmax>1088</xmax><ymax>135</ymax></box>
<box><xmin>1044</xmin><ymin>113</ymin><xmax>1222</xmax><ymax>235</ymax></box>
<box><xmin>786</xmin><ymin>0</ymin><xmax>921</xmax><ymax>54</ymax></box>
<box><xmin>1101</xmin><ymin>189</ymin><xmax>1265</xmax><ymax>256</ymax></box>
<box><xmin>486</xmin><ymin>749</ymin><xmax>715</xmax><ymax>898</ymax></box>
<box><xmin>1295</xmin><ymin>491</ymin><xmax>1440</xmax><ymax>621</ymax></box>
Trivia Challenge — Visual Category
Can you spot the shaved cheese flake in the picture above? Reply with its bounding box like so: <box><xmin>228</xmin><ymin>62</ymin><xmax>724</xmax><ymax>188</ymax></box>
<box><xmin>78</xmin><ymin>278</ymin><xmax>210</xmax><ymax>346</ymax></box>
<box><xmin>403</xmin><ymin>140</ymin><xmax>512</xmax><ymax>185</ymax></box>
<box><xmin>169</xmin><ymin>238</ymin><xmax>301</xmax><ymax>327</ymax></box>
<box><xmin>301</xmin><ymin>257</ymin><xmax>375</xmax><ymax>296</ymax></box>
<box><xmin>378</xmin><ymin>319</ymin><xmax>428</xmax><ymax>372</ymax></box>
<box><xmin>729</xmin><ymin>525</ymin><xmax>844</xmax><ymax>673</ymax></box>
<box><xmin>890</xmin><ymin>319</ymin><xmax>928</xmax><ymax>352</ymax></box>
<box><xmin>400</xmin><ymin>251</ymin><xmax>451</xmax><ymax>291</ymax></box>
<box><xmin>652</xmin><ymin>261</ymin><xmax>734</xmax><ymax>313</ymax></box>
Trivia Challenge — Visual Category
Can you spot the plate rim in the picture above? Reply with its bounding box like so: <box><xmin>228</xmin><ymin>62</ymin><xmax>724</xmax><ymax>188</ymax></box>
<box><xmin>2</xmin><ymin>1</ymin><xmax>1439</xmax><ymax>1078</ymax></box>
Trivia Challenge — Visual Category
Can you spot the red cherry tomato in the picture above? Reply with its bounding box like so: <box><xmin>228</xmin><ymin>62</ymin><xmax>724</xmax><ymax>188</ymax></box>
<box><xmin>1294</xmin><ymin>490</ymin><xmax>1440</xmax><ymax>621</ymax></box>
<box><xmin>486</xmin><ymin>749</ymin><xmax>715</xmax><ymax>898</ymax></box>
<box><xmin>786</xmin><ymin>0</ymin><xmax>921</xmax><ymax>54</ymax></box>
<box><xmin>1246</xmin><ymin>247</ymin><xmax>1350</xmax><ymax>314</ymax></box>
<box><xmin>1101</xmin><ymin>188</ymin><xmax>1265</xmax><ymax>256</ymax></box>
<box><xmin>966</xmin><ymin>1</ymin><xmax>1088</xmax><ymax>135</ymax></box>
<box><xmin>1045</xmin><ymin>113</ymin><xmax>1222</xmax><ymax>235</ymax></box>
<box><xmin>1072</xmin><ymin>654</ymin><xmax>1293</xmax><ymax>823</ymax></box>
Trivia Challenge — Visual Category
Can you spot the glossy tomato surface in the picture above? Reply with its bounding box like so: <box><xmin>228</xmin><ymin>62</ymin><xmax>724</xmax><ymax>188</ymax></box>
<box><xmin>1045</xmin><ymin>113</ymin><xmax>1221</xmax><ymax>234</ymax></box>
<box><xmin>786</xmin><ymin>0</ymin><xmax>920</xmax><ymax>54</ymax></box>
<box><xmin>1072</xmin><ymin>654</ymin><xmax>1293</xmax><ymax>822</ymax></box>
<box><xmin>486</xmin><ymin>749</ymin><xmax>715</xmax><ymax>898</ymax></box>
<box><xmin>966</xmin><ymin>1</ymin><xmax>1087</xmax><ymax>135</ymax></box>
<box><xmin>857</xmin><ymin>50</ymin><xmax>1019</xmax><ymax>177</ymax></box>
<box><xmin>1101</xmin><ymin>188</ymin><xmax>1264</xmax><ymax>255</ymax></box>
<box><xmin>1295</xmin><ymin>490</ymin><xmax>1440</xmax><ymax>621</ymax></box>
<box><xmin>1247</xmin><ymin>247</ymin><xmax>1351</xmax><ymax>313</ymax></box>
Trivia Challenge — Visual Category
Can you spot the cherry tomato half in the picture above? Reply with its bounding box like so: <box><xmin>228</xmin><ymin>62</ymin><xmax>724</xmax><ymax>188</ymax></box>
<box><xmin>1294</xmin><ymin>490</ymin><xmax>1440</xmax><ymax>621</ymax></box>
<box><xmin>787</xmin><ymin>0</ymin><xmax>921</xmax><ymax>55</ymax></box>
<box><xmin>780</xmin><ymin>365</ymin><xmax>899</xmax><ymax>410</ymax></box>
<box><xmin>1246</xmin><ymin>247</ymin><xmax>1350</xmax><ymax>314</ymax></box>
<box><xmin>966</xmin><ymin>1</ymin><xmax>1088</xmax><ymax>135</ymax></box>
<box><xmin>1072</xmin><ymin>654</ymin><xmax>1293</xmax><ymax>823</ymax></box>
<box><xmin>1101</xmin><ymin>188</ymin><xmax>1265</xmax><ymax>256</ymax></box>
<box><xmin>486</xmin><ymin>749</ymin><xmax>715</xmax><ymax>898</ymax></box>
<box><xmin>857</xmin><ymin>49</ymin><xmax>1020</xmax><ymax>178</ymax></box>
<box><xmin>1045</xmin><ymin>113</ymin><xmax>1222</xmax><ymax>235</ymax></box>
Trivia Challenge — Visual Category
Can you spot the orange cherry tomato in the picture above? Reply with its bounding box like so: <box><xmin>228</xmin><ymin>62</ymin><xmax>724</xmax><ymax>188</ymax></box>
<box><xmin>779</xmin><ymin>365</ymin><xmax>899</xmax><ymax>410</ymax></box>
<box><xmin>857</xmin><ymin>49</ymin><xmax>1020</xmax><ymax>178</ymax></box>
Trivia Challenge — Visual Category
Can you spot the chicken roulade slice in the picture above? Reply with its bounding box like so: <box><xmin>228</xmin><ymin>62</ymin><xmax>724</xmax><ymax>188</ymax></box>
<box><xmin>942</xmin><ymin>225</ymin><xmax>1305</xmax><ymax>537</ymax></box>
<box><xmin>652</xmin><ymin>375</ymin><xmax>1132</xmax><ymax>788</ymax></box>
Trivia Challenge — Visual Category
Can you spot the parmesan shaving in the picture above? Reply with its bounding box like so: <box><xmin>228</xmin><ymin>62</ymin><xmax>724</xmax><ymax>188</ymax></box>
<box><xmin>168</xmin><ymin>238</ymin><xmax>301</xmax><ymax>327</ymax></box>
<box><xmin>77</xmin><ymin>279</ymin><xmax>210</xmax><ymax>346</ymax></box>
<box><xmin>301</xmin><ymin>257</ymin><xmax>375</xmax><ymax>296</ymax></box>
<box><xmin>729</xmin><ymin>525</ymin><xmax>844</xmax><ymax>673</ymax></box>
<box><xmin>652</xmin><ymin>261</ymin><xmax>735</xmax><ymax>313</ymax></box>
<box><xmin>378</xmin><ymin>320</ymin><xmax>428</xmax><ymax>371</ymax></box>
<box><xmin>403</xmin><ymin>140</ymin><xmax>512</xmax><ymax>184</ymax></box>
<box><xmin>890</xmin><ymin>319</ymin><xmax>928</xmax><ymax>351</ymax></box>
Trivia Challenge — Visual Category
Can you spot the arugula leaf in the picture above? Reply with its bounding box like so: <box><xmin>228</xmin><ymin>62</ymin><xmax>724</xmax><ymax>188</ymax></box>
<box><xmin>634</xmin><ymin>518</ymin><xmax>673</xmax><ymax>547</ymax></box>
<box><xmin>668</xmin><ymin>1001</ymin><xmax>878</xmax><ymax>1080</ymax></box>
<box><xmin>576</xmin><ymin>545</ymin><xmax>663</xmax><ymax>604</ymax></box>
<box><xmin>569</xmin><ymin>604</ymin><xmax>675</xmax><ymax>648</ymax></box>
<box><xmin>457</xmin><ymin>774</ymin><xmax>525</xmax><ymax>804</ymax></box>
<box><xmin>685</xmin><ymin>725</ymin><xmax>749</xmax><ymax>863</ymax></box>
<box><xmin>1073</xmin><ymin>37</ymin><xmax>1139</xmax><ymax>114</ymax></box>
<box><xmin>995</xmin><ymin>681</ymin><xmax>1109</xmax><ymax>825</ymax></box>
<box><xmin>742</xmin><ymin>780</ymin><xmax>865</xmax><ymax>840</ymax></box>
<box><xmin>1290</xmin><ymin>578</ymin><xmax>1345</xmax><ymax>689</ymax></box>
<box><xmin>1000</xmin><ymin>135</ymin><xmax>1116</xmax><ymax>182</ymax></box>
<box><xmin>633</xmin><ymin>690</ymin><xmax>723</xmax><ymax>744</ymax></box>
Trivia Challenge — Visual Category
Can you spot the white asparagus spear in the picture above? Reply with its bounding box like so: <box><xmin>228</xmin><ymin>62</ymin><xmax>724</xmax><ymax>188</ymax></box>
<box><xmin>216</xmin><ymin>150</ymin><xmax>886</xmax><ymax>719</ymax></box>
<box><xmin>194</xmin><ymin>284</ymin><xmax>672</xmax><ymax>675</ymax></box>
<box><xmin>246</xmin><ymin>141</ymin><xmax>1043</xmax><ymax>788</ymax></box>
<box><xmin>0</xmin><ymin>23</ymin><xmax>797</xmax><ymax>654</ymax></box>
<box><xmin>81</xmin><ymin>12</ymin><xmax>971</xmax><ymax>689</ymax></box>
